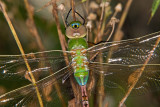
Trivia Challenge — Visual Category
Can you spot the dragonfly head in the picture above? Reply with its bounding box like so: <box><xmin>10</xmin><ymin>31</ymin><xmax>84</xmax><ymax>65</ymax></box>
<box><xmin>66</xmin><ymin>21</ymin><xmax>86</xmax><ymax>39</ymax></box>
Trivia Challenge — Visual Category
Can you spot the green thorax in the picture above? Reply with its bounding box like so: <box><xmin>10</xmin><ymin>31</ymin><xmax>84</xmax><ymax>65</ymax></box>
<box><xmin>68</xmin><ymin>38</ymin><xmax>88</xmax><ymax>51</ymax></box>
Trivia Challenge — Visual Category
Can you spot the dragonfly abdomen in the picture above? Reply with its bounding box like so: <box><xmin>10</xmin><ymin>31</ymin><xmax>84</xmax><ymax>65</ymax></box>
<box><xmin>71</xmin><ymin>51</ymin><xmax>89</xmax><ymax>86</ymax></box>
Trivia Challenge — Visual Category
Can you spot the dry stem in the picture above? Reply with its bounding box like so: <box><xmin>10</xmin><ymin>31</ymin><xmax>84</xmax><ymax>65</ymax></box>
<box><xmin>113</xmin><ymin>0</ymin><xmax>133</xmax><ymax>41</ymax></box>
<box><xmin>24</xmin><ymin>0</ymin><xmax>44</xmax><ymax>51</ymax></box>
<box><xmin>0</xmin><ymin>2</ymin><xmax>44</xmax><ymax>107</ymax></box>
<box><xmin>71</xmin><ymin>0</ymin><xmax>76</xmax><ymax>21</ymax></box>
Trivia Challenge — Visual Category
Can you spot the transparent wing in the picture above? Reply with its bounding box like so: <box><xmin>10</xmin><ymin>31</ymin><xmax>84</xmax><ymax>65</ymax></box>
<box><xmin>0</xmin><ymin>50</ymin><xmax>70</xmax><ymax>81</ymax></box>
<box><xmin>89</xmin><ymin>63</ymin><xmax>160</xmax><ymax>95</ymax></box>
<box><xmin>0</xmin><ymin>65</ymin><xmax>75</xmax><ymax>107</ymax></box>
<box><xmin>88</xmin><ymin>31</ymin><xmax>160</xmax><ymax>95</ymax></box>
<box><xmin>88</xmin><ymin>31</ymin><xmax>160</xmax><ymax>64</ymax></box>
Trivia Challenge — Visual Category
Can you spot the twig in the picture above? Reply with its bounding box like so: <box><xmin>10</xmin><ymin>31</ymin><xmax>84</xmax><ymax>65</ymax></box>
<box><xmin>71</xmin><ymin>0</ymin><xmax>76</xmax><ymax>21</ymax></box>
<box><xmin>100</xmin><ymin>6</ymin><xmax>112</xmax><ymax>41</ymax></box>
<box><xmin>94</xmin><ymin>1</ymin><xmax>105</xmax><ymax>43</ymax></box>
<box><xmin>113</xmin><ymin>0</ymin><xmax>132</xmax><ymax>41</ymax></box>
<box><xmin>105</xmin><ymin>2</ymin><xmax>132</xmax><ymax>105</ymax></box>
<box><xmin>106</xmin><ymin>17</ymin><xmax>119</xmax><ymax>41</ymax></box>
<box><xmin>51</xmin><ymin>2</ymin><xmax>69</xmax><ymax>107</ymax></box>
<box><xmin>36</xmin><ymin>0</ymin><xmax>60</xmax><ymax>12</ymax></box>
<box><xmin>0</xmin><ymin>2</ymin><xmax>44</xmax><ymax>107</ymax></box>
<box><xmin>24</xmin><ymin>0</ymin><xmax>44</xmax><ymax>51</ymax></box>
<box><xmin>60</xmin><ymin>10</ymin><xmax>67</xmax><ymax>28</ymax></box>
<box><xmin>52</xmin><ymin>3</ymin><xmax>68</xmax><ymax>59</ymax></box>
<box><xmin>105</xmin><ymin>0</ymin><xmax>132</xmax><ymax>70</ymax></box>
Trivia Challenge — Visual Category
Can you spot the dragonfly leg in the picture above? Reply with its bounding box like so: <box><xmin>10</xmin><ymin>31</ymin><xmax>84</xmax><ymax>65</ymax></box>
<box><xmin>80</xmin><ymin>85</ymin><xmax>89</xmax><ymax>107</ymax></box>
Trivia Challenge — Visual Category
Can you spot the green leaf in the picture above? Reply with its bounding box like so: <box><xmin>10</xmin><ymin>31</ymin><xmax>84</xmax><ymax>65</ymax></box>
<box><xmin>149</xmin><ymin>0</ymin><xmax>160</xmax><ymax>22</ymax></box>
<box><xmin>81</xmin><ymin>0</ymin><xmax>87</xmax><ymax>2</ymax></box>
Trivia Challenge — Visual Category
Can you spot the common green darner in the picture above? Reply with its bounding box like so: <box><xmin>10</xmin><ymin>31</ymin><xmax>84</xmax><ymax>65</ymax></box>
<box><xmin>0</xmin><ymin>5</ymin><xmax>160</xmax><ymax>107</ymax></box>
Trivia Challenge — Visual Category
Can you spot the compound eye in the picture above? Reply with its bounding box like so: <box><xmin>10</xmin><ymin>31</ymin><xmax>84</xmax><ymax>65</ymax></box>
<box><xmin>72</xmin><ymin>23</ymin><xmax>80</xmax><ymax>29</ymax></box>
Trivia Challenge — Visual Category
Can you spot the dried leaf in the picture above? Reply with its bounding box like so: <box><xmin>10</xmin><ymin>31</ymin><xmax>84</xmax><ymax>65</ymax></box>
<box><xmin>128</xmin><ymin>68</ymin><xmax>141</xmax><ymax>86</ymax></box>
<box><xmin>43</xmin><ymin>82</ymin><xmax>53</xmax><ymax>102</ymax></box>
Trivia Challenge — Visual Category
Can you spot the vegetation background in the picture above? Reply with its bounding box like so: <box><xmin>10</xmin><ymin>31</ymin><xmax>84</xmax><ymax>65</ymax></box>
<box><xmin>0</xmin><ymin>0</ymin><xmax>160</xmax><ymax>107</ymax></box>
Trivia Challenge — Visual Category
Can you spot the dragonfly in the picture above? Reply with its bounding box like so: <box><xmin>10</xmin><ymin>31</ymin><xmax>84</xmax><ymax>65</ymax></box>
<box><xmin>0</xmin><ymin>6</ymin><xmax>160</xmax><ymax>107</ymax></box>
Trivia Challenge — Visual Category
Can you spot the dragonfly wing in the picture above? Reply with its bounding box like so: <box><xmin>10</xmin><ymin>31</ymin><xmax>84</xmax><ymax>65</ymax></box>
<box><xmin>88</xmin><ymin>31</ymin><xmax>160</xmax><ymax>95</ymax></box>
<box><xmin>89</xmin><ymin>63</ymin><xmax>160</xmax><ymax>95</ymax></box>
<box><xmin>88</xmin><ymin>31</ymin><xmax>160</xmax><ymax>65</ymax></box>
<box><xmin>0</xmin><ymin>50</ymin><xmax>70</xmax><ymax>81</ymax></box>
<box><xmin>0</xmin><ymin>65</ymin><xmax>74</xmax><ymax>107</ymax></box>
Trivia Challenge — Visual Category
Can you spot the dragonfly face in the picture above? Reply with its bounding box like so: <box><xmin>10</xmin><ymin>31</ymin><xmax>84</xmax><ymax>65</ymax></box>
<box><xmin>65</xmin><ymin>7</ymin><xmax>86</xmax><ymax>39</ymax></box>
<box><xmin>66</xmin><ymin>21</ymin><xmax>87</xmax><ymax>38</ymax></box>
